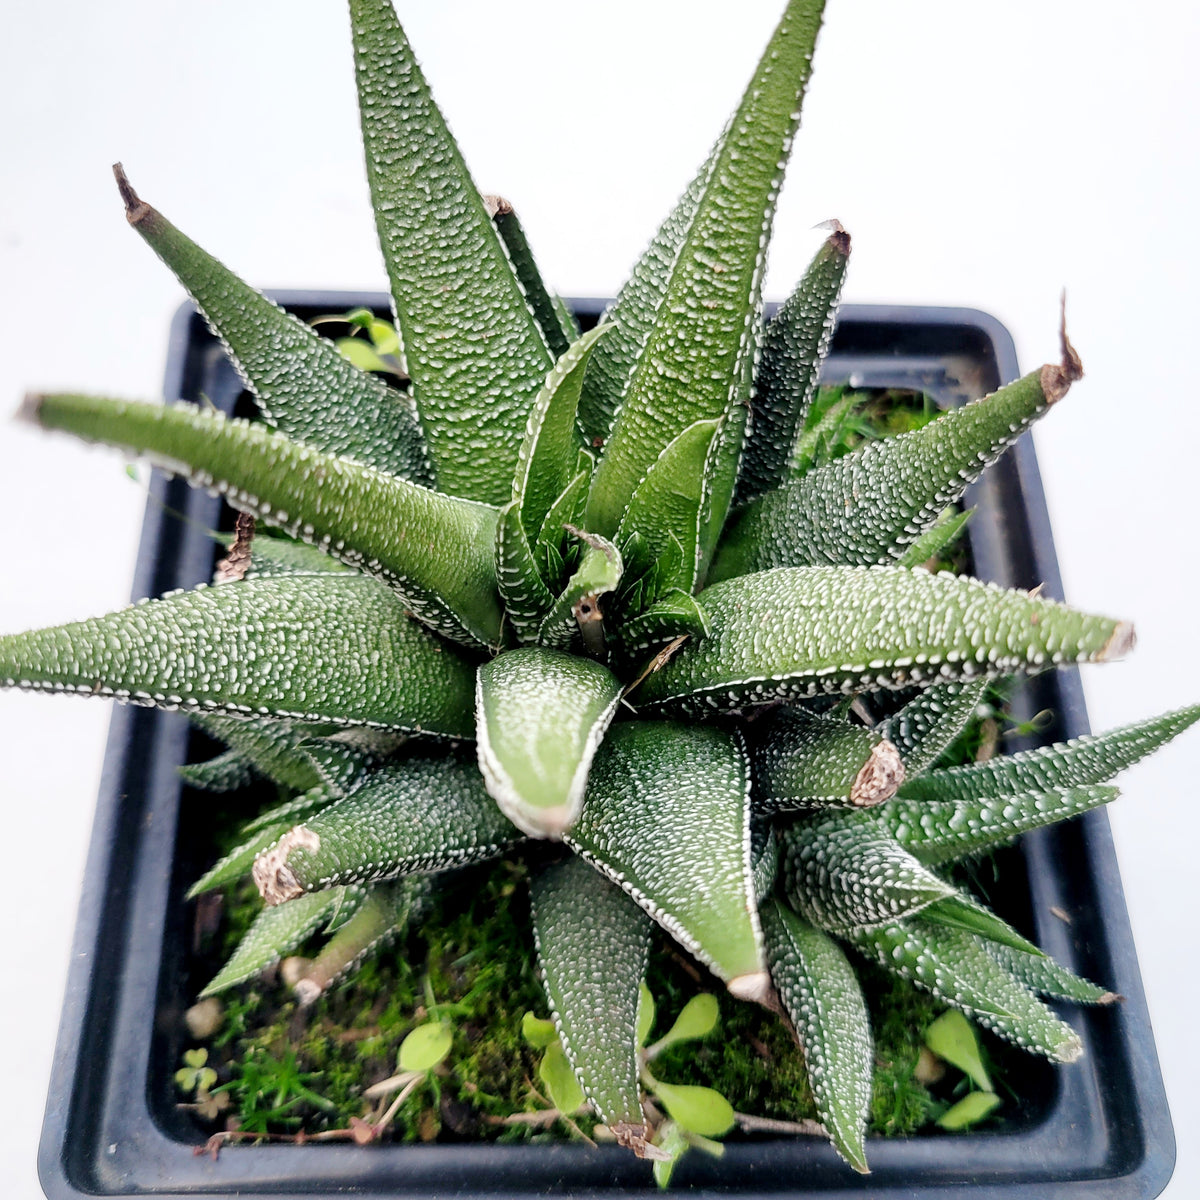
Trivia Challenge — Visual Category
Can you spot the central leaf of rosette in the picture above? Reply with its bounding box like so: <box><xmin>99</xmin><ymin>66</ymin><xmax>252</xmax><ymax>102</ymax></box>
<box><xmin>475</xmin><ymin>647</ymin><xmax>624</xmax><ymax>838</ymax></box>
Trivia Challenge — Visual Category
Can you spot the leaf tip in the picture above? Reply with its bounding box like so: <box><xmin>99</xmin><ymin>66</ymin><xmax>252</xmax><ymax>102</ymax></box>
<box><xmin>112</xmin><ymin>162</ymin><xmax>153</xmax><ymax>226</ymax></box>
<box><xmin>851</xmin><ymin>738</ymin><xmax>904</xmax><ymax>807</ymax></box>
<box><xmin>1098</xmin><ymin>620</ymin><xmax>1136</xmax><ymax>662</ymax></box>
<box><xmin>252</xmin><ymin>825</ymin><xmax>320</xmax><ymax>905</ymax></box>
<box><xmin>816</xmin><ymin>217</ymin><xmax>851</xmax><ymax>256</ymax></box>
<box><xmin>727</xmin><ymin>970</ymin><xmax>774</xmax><ymax>1006</ymax></box>
<box><xmin>1040</xmin><ymin>292</ymin><xmax>1084</xmax><ymax>404</ymax></box>
<box><xmin>16</xmin><ymin>392</ymin><xmax>45</xmax><ymax>426</ymax></box>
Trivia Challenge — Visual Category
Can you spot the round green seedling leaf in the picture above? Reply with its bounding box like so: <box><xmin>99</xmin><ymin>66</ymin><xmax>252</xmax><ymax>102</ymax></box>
<box><xmin>655</xmin><ymin>994</ymin><xmax>719</xmax><ymax>1052</ymax></box>
<box><xmin>398</xmin><ymin>1022</ymin><xmax>453</xmax><ymax>1072</ymax></box>
<box><xmin>652</xmin><ymin>1081</ymin><xmax>735</xmax><ymax>1138</ymax></box>
<box><xmin>521</xmin><ymin>1012</ymin><xmax>559</xmax><ymax>1049</ymax></box>
<box><xmin>925</xmin><ymin>1009</ymin><xmax>992</xmax><ymax>1092</ymax></box>
<box><xmin>335</xmin><ymin>336</ymin><xmax>395</xmax><ymax>374</ymax></box>
<box><xmin>936</xmin><ymin>1090</ymin><xmax>1001</xmax><ymax>1130</ymax></box>
<box><xmin>636</xmin><ymin>982</ymin><xmax>656</xmax><ymax>1049</ymax></box>
<box><xmin>539</xmin><ymin>1042</ymin><xmax>585</xmax><ymax>1116</ymax></box>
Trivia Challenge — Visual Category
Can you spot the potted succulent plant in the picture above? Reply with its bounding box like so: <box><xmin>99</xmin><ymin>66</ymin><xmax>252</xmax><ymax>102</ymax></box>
<box><xmin>12</xmin><ymin>0</ymin><xmax>1189</xmax><ymax>1196</ymax></box>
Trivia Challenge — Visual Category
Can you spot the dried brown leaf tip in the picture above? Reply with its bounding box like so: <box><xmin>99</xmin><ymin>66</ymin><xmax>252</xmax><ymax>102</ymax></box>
<box><xmin>817</xmin><ymin>217</ymin><xmax>851</xmax><ymax>256</ymax></box>
<box><xmin>851</xmin><ymin>739</ymin><xmax>904</xmax><ymax>807</ymax></box>
<box><xmin>215</xmin><ymin>512</ymin><xmax>256</xmax><ymax>583</ymax></box>
<box><xmin>1040</xmin><ymin>292</ymin><xmax>1084</xmax><ymax>404</ymax></box>
<box><xmin>252</xmin><ymin>826</ymin><xmax>320</xmax><ymax>905</ymax></box>
<box><xmin>112</xmin><ymin>162</ymin><xmax>153</xmax><ymax>225</ymax></box>
<box><xmin>481</xmin><ymin>193</ymin><xmax>514</xmax><ymax>219</ymax></box>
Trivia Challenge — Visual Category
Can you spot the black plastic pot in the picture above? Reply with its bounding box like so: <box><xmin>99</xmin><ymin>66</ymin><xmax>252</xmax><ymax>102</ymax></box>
<box><xmin>38</xmin><ymin>296</ymin><xmax>1175</xmax><ymax>1199</ymax></box>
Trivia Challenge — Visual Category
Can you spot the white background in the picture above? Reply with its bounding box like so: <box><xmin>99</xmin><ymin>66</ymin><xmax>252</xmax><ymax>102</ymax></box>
<box><xmin>1</xmin><ymin>2</ymin><xmax>1197</xmax><ymax>1196</ymax></box>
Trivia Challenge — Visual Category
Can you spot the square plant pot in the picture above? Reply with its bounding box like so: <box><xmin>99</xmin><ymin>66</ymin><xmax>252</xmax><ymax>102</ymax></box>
<box><xmin>37</xmin><ymin>295</ymin><xmax>1175</xmax><ymax>1199</ymax></box>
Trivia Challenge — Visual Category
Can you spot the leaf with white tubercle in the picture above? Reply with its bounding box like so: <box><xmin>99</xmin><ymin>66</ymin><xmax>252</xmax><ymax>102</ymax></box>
<box><xmin>187</xmin><ymin>821</ymin><xmax>292</xmax><ymax>898</ymax></box>
<box><xmin>881</xmin><ymin>785</ymin><xmax>1120</xmax><ymax>867</ymax></box>
<box><xmin>896</xmin><ymin>508</ymin><xmax>974</xmax><ymax>570</ymax></box>
<box><xmin>735</xmin><ymin>224</ymin><xmax>851</xmax><ymax>506</ymax></box>
<box><xmin>984</xmin><ymin>941</ymin><xmax>1118</xmax><ymax>1007</ymax></box>
<box><xmin>709</xmin><ymin>331</ymin><xmax>1084</xmax><ymax>581</ymax></box>
<box><xmin>848</xmin><ymin>921</ymin><xmax>1083</xmax><ymax>1063</ymax></box>
<box><xmin>780</xmin><ymin>810</ymin><xmax>955</xmax><ymax>934</ymax></box>
<box><xmin>788</xmin><ymin>386</ymin><xmax>866</xmax><ymax>480</ymax></box>
<box><xmin>187</xmin><ymin>713</ymin><xmax>335</xmax><ymax>793</ymax></box>
<box><xmin>635</xmin><ymin>565</ymin><xmax>1133</xmax><ymax>715</ymax></box>
<box><xmin>876</xmin><ymin>678</ymin><xmax>990</xmax><ymax>778</ymax></box>
<box><xmin>476</xmin><ymin>648</ymin><xmax>624</xmax><ymax>838</ymax></box>
<box><xmin>349</xmin><ymin>0</ymin><xmax>555</xmax><ymax>504</ymax></box>
<box><xmin>565</xmin><ymin>722</ymin><xmax>768</xmax><ymax>999</ymax></box>
<box><xmin>299</xmin><ymin>731</ymin><xmax>410</xmax><ymax>796</ymax></box>
<box><xmin>243</xmin><ymin>784</ymin><xmax>340</xmax><ymax>836</ymax></box>
<box><xmin>495</xmin><ymin>501</ymin><xmax>556</xmax><ymax>644</ymax></box>
<box><xmin>482</xmin><ymin>195</ymin><xmax>577</xmax><ymax>359</ymax></box>
<box><xmin>293</xmin><ymin>879</ymin><xmax>428</xmax><ymax>1005</ymax></box>
<box><xmin>24</xmin><ymin>393</ymin><xmax>504</xmax><ymax>648</ymax></box>
<box><xmin>237</xmin><ymin>533</ymin><xmax>357</xmax><ymax>579</ymax></box>
<box><xmin>533</xmin><ymin>456</ymin><xmax>592</xmax><ymax>575</ymax></box>
<box><xmin>537</xmin><ymin>531</ymin><xmax>622</xmax><ymax>652</ymax></box>
<box><xmin>0</xmin><ymin>575</ymin><xmax>477</xmax><ymax>735</ymax></box>
<box><xmin>616</xmin><ymin>419</ymin><xmax>723</xmax><ymax>598</ymax></box>
<box><xmin>200</xmin><ymin>886</ymin><xmax>365</xmax><ymax>997</ymax></box>
<box><xmin>113</xmin><ymin>167</ymin><xmax>429</xmax><ymax>484</ymax></box>
<box><xmin>512</xmin><ymin>325</ymin><xmax>609</xmax><ymax>548</ymax></box>
<box><xmin>614</xmin><ymin>589</ymin><xmax>710</xmax><ymax>664</ymax></box>
<box><xmin>897</xmin><ymin>703</ymin><xmax>1200</xmax><ymax>801</ymax></box>
<box><xmin>762</xmin><ymin>901</ymin><xmax>871</xmax><ymax>1174</ymax></box>
<box><xmin>178</xmin><ymin>749</ymin><xmax>254</xmax><ymax>793</ymax></box>
<box><xmin>584</xmin><ymin>0</ymin><xmax>826</xmax><ymax>540</ymax></box>
<box><xmin>251</xmin><ymin>749</ymin><xmax>524</xmax><ymax>905</ymax></box>
<box><xmin>751</xmin><ymin>707</ymin><xmax>904</xmax><ymax>813</ymax></box>
<box><xmin>530</xmin><ymin>857</ymin><xmax>652</xmax><ymax>1155</ymax></box>
<box><xmin>921</xmin><ymin>894</ymin><xmax>1044</xmax><ymax>957</ymax></box>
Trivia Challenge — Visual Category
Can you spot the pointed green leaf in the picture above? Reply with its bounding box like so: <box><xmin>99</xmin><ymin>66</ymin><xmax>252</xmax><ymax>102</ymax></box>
<box><xmin>178</xmin><ymin>748</ymin><xmax>254</xmax><ymax>793</ymax></box>
<box><xmin>780</xmin><ymin>811</ymin><xmax>954</xmax><ymax>933</ymax></box>
<box><xmin>652</xmin><ymin>1082</ymin><xmax>735</xmax><ymax>1139</ymax></box>
<box><xmin>584</xmin><ymin>0</ymin><xmax>825</xmax><ymax>538</ymax></box>
<box><xmin>113</xmin><ymin>168</ymin><xmax>430</xmax><ymax>483</ymax></box>
<box><xmin>710</xmin><ymin>361</ymin><xmax>1079</xmax><ymax>581</ymax></box>
<box><xmin>495</xmin><ymin>500</ymin><xmax>556</xmax><ymax>644</ymax></box>
<box><xmin>399</xmin><ymin>1022</ymin><xmax>454</xmax><ymax>1072</ymax></box>
<box><xmin>250</xmin><ymin>749</ymin><xmax>523</xmax><ymax>903</ymax></box>
<box><xmin>484</xmin><ymin>195</ymin><xmax>576</xmax><ymax>359</ymax></box>
<box><xmin>882</xmin><ymin>785</ymin><xmax>1120</xmax><ymax>866</ymax></box>
<box><xmin>937</xmin><ymin>1091</ymin><xmax>1001</xmax><ymax>1130</ymax></box>
<box><xmin>187</xmin><ymin>822</ymin><xmax>291</xmax><ymax>898</ymax></box>
<box><xmin>984</xmin><ymin>942</ymin><xmax>1117</xmax><ymax>1006</ymax></box>
<box><xmin>762</xmin><ymin>901</ymin><xmax>871</xmax><ymax>1174</ymax></box>
<box><xmin>296</xmin><ymin>879</ymin><xmax>427</xmax><ymax>1003</ymax></box>
<box><xmin>531</xmin><ymin>857</ymin><xmax>651</xmax><ymax>1146</ymax></box>
<box><xmin>751</xmin><ymin>707</ymin><xmax>904</xmax><ymax>813</ymax></box>
<box><xmin>200</xmin><ymin>888</ymin><xmax>346</xmax><ymax>996</ymax></box>
<box><xmin>0</xmin><ymin>575</ymin><xmax>476</xmax><ymax>735</ymax></box>
<box><xmin>243</xmin><ymin>784</ymin><xmax>339</xmax><ymax>835</ymax></box>
<box><xmin>897</xmin><ymin>703</ymin><xmax>1200</xmax><ymax>801</ymax></box>
<box><xmin>616</xmin><ymin>418</ymin><xmax>723</xmax><ymax>597</ymax></box>
<box><xmin>615</xmin><ymin>589</ymin><xmax>710</xmax><ymax>664</ymax></box>
<box><xmin>924</xmin><ymin>1009</ymin><xmax>992</xmax><ymax>1092</ymax></box>
<box><xmin>736</xmin><ymin>226</ymin><xmax>851</xmax><ymax>504</ymax></box>
<box><xmin>896</xmin><ymin>507</ymin><xmax>974</xmax><ymax>570</ymax></box>
<box><xmin>26</xmin><ymin>394</ymin><xmax>503</xmax><ymax>648</ymax></box>
<box><xmin>789</xmin><ymin>386</ymin><xmax>866</xmax><ymax>479</ymax></box>
<box><xmin>476</xmin><ymin>647</ymin><xmax>623</xmax><ymax>837</ymax></box>
<box><xmin>635</xmin><ymin>565</ymin><xmax>1133</xmax><ymax>714</ymax></box>
<box><xmin>750</xmin><ymin>818</ymin><xmax>780</xmax><ymax>904</ymax></box>
<box><xmin>537</xmin><ymin>532</ymin><xmax>623</xmax><ymax>652</ymax></box>
<box><xmin>187</xmin><ymin>713</ymin><xmax>332</xmax><ymax>792</ymax></box>
<box><xmin>567</xmin><ymin>722</ymin><xmax>767</xmax><ymax>997</ymax></box>
<box><xmin>236</xmin><ymin>533</ymin><xmax>356</xmax><ymax>579</ymax></box>
<box><xmin>349</xmin><ymin>0</ymin><xmax>554</xmax><ymax>503</ymax></box>
<box><xmin>534</xmin><ymin>459</ymin><xmax>592</xmax><ymax>574</ymax></box>
<box><xmin>876</xmin><ymin>678</ymin><xmax>990</xmax><ymax>778</ymax></box>
<box><xmin>922</xmin><ymin>894</ymin><xmax>1044</xmax><ymax>957</ymax></box>
<box><xmin>850</xmin><ymin>922</ymin><xmax>1083</xmax><ymax>1062</ymax></box>
<box><xmin>512</xmin><ymin>326</ymin><xmax>608</xmax><ymax>543</ymax></box>
<box><xmin>299</xmin><ymin>731</ymin><xmax>408</xmax><ymax>797</ymax></box>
